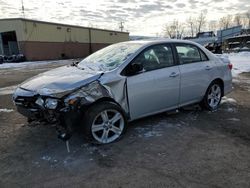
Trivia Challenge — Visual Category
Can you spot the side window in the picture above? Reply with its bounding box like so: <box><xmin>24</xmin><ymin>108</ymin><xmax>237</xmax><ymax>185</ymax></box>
<box><xmin>200</xmin><ymin>50</ymin><xmax>209</xmax><ymax>61</ymax></box>
<box><xmin>133</xmin><ymin>44</ymin><xmax>174</xmax><ymax>72</ymax></box>
<box><xmin>176</xmin><ymin>44</ymin><xmax>208</xmax><ymax>64</ymax></box>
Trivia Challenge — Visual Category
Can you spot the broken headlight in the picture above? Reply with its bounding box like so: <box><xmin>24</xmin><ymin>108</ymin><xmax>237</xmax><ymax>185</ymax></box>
<box><xmin>35</xmin><ymin>97</ymin><xmax>44</xmax><ymax>107</ymax></box>
<box><xmin>45</xmin><ymin>98</ymin><xmax>58</xmax><ymax>109</ymax></box>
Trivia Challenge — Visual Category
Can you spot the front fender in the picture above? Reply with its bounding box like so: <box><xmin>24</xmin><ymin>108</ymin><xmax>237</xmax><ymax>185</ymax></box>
<box><xmin>64</xmin><ymin>80</ymin><xmax>129</xmax><ymax>116</ymax></box>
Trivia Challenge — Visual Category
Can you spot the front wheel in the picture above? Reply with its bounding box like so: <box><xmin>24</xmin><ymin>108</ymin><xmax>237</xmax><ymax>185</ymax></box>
<box><xmin>83</xmin><ymin>101</ymin><xmax>127</xmax><ymax>144</ymax></box>
<box><xmin>201</xmin><ymin>82</ymin><xmax>222</xmax><ymax>111</ymax></box>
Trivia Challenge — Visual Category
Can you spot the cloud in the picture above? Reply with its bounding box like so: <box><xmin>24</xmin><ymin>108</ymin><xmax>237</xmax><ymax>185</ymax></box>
<box><xmin>189</xmin><ymin>0</ymin><xmax>199</xmax><ymax>4</ymax></box>
<box><xmin>139</xmin><ymin>4</ymin><xmax>164</xmax><ymax>12</ymax></box>
<box><xmin>209</xmin><ymin>0</ymin><xmax>224</xmax><ymax>2</ymax></box>
<box><xmin>116</xmin><ymin>0</ymin><xmax>136</xmax><ymax>3</ymax></box>
<box><xmin>0</xmin><ymin>0</ymin><xmax>248</xmax><ymax>36</ymax></box>
<box><xmin>175</xmin><ymin>3</ymin><xmax>186</xmax><ymax>8</ymax></box>
<box><xmin>167</xmin><ymin>0</ymin><xmax>177</xmax><ymax>2</ymax></box>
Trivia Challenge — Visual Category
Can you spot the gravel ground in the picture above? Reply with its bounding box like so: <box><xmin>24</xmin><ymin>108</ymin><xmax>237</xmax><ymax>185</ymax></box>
<box><xmin>0</xmin><ymin>61</ymin><xmax>250</xmax><ymax>188</ymax></box>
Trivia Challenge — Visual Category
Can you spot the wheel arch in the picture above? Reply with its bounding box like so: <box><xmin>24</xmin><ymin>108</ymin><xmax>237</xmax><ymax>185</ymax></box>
<box><xmin>80</xmin><ymin>97</ymin><xmax>130</xmax><ymax>119</ymax></box>
<box><xmin>200</xmin><ymin>78</ymin><xmax>224</xmax><ymax>110</ymax></box>
<box><xmin>80</xmin><ymin>98</ymin><xmax>128</xmax><ymax>144</ymax></box>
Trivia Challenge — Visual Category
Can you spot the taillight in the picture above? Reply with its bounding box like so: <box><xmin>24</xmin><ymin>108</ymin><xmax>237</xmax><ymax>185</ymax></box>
<box><xmin>228</xmin><ymin>63</ymin><xmax>233</xmax><ymax>70</ymax></box>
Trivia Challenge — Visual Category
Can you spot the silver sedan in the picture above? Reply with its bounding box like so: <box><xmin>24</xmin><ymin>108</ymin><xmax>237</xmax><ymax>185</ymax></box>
<box><xmin>13</xmin><ymin>40</ymin><xmax>233</xmax><ymax>144</ymax></box>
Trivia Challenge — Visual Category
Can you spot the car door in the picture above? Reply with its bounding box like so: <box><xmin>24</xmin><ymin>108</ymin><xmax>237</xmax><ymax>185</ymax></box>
<box><xmin>175</xmin><ymin>43</ymin><xmax>215</xmax><ymax>106</ymax></box>
<box><xmin>125</xmin><ymin>44</ymin><xmax>180</xmax><ymax>120</ymax></box>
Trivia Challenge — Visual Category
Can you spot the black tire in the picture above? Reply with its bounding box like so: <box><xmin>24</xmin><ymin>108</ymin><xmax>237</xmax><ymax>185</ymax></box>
<box><xmin>82</xmin><ymin>101</ymin><xmax>127</xmax><ymax>144</ymax></box>
<box><xmin>200</xmin><ymin>81</ymin><xmax>223</xmax><ymax>111</ymax></box>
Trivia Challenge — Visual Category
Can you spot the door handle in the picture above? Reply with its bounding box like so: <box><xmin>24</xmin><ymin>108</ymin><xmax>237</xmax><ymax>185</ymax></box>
<box><xmin>205</xmin><ymin>66</ymin><xmax>212</xmax><ymax>70</ymax></box>
<box><xmin>169</xmin><ymin>72</ymin><xmax>179</xmax><ymax>77</ymax></box>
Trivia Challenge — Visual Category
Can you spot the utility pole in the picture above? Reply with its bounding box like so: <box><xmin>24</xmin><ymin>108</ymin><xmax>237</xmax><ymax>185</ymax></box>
<box><xmin>119</xmin><ymin>22</ymin><xmax>124</xmax><ymax>32</ymax></box>
<box><xmin>21</xmin><ymin>0</ymin><xmax>25</xmax><ymax>18</ymax></box>
<box><xmin>21</xmin><ymin>0</ymin><xmax>28</xmax><ymax>34</ymax></box>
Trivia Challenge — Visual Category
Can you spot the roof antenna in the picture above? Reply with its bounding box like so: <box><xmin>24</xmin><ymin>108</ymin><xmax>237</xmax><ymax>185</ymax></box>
<box><xmin>21</xmin><ymin>0</ymin><xmax>25</xmax><ymax>18</ymax></box>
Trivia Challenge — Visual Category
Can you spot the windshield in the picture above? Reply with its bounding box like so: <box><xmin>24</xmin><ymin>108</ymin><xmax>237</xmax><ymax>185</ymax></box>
<box><xmin>78</xmin><ymin>42</ymin><xmax>143</xmax><ymax>71</ymax></box>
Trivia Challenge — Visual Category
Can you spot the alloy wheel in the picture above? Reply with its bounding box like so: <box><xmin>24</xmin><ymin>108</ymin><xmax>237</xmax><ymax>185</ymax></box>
<box><xmin>207</xmin><ymin>84</ymin><xmax>221</xmax><ymax>109</ymax></box>
<box><xmin>91</xmin><ymin>109</ymin><xmax>124</xmax><ymax>144</ymax></box>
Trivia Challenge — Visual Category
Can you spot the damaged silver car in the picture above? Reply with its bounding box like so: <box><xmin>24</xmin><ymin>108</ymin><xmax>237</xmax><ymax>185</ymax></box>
<box><xmin>13</xmin><ymin>40</ymin><xmax>233</xmax><ymax>144</ymax></box>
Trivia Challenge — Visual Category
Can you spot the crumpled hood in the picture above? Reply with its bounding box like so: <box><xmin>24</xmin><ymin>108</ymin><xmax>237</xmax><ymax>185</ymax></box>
<box><xmin>19</xmin><ymin>65</ymin><xmax>102</xmax><ymax>96</ymax></box>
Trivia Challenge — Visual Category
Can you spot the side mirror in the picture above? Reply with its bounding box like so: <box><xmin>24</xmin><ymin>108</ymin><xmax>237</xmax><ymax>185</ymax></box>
<box><xmin>127</xmin><ymin>62</ymin><xmax>143</xmax><ymax>75</ymax></box>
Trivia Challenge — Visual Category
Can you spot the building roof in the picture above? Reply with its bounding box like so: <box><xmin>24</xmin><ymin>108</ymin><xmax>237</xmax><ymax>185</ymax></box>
<box><xmin>0</xmin><ymin>18</ymin><xmax>129</xmax><ymax>34</ymax></box>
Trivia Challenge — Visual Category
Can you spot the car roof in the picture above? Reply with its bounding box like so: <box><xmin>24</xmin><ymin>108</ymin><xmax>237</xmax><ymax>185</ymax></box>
<box><xmin>120</xmin><ymin>39</ymin><xmax>215</xmax><ymax>61</ymax></box>
<box><xmin>122</xmin><ymin>39</ymin><xmax>201</xmax><ymax>46</ymax></box>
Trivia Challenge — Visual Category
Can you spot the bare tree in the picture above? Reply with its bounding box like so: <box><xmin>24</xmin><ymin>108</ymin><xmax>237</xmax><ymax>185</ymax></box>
<box><xmin>195</xmin><ymin>12</ymin><xmax>206</xmax><ymax>34</ymax></box>
<box><xmin>234</xmin><ymin>14</ymin><xmax>242</xmax><ymax>26</ymax></box>
<box><xmin>163</xmin><ymin>24</ymin><xmax>176</xmax><ymax>39</ymax></box>
<box><xmin>208</xmin><ymin>20</ymin><xmax>217</xmax><ymax>33</ymax></box>
<box><xmin>246</xmin><ymin>11</ymin><xmax>250</xmax><ymax>28</ymax></box>
<box><xmin>163</xmin><ymin>20</ymin><xmax>184</xmax><ymax>39</ymax></box>
<box><xmin>187</xmin><ymin>16</ymin><xmax>195</xmax><ymax>37</ymax></box>
<box><xmin>219</xmin><ymin>15</ymin><xmax>233</xmax><ymax>29</ymax></box>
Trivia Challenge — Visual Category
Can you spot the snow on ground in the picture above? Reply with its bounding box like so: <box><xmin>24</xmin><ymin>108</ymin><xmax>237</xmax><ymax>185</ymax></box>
<box><xmin>221</xmin><ymin>96</ymin><xmax>237</xmax><ymax>104</ymax></box>
<box><xmin>134</xmin><ymin>119</ymin><xmax>184</xmax><ymax>138</ymax></box>
<box><xmin>0</xmin><ymin>108</ymin><xmax>14</xmax><ymax>113</ymax></box>
<box><xmin>135</xmin><ymin>127</ymin><xmax>163</xmax><ymax>138</ymax></box>
<box><xmin>0</xmin><ymin>59</ymin><xmax>74</xmax><ymax>69</ymax></box>
<box><xmin>227</xmin><ymin>118</ymin><xmax>240</xmax><ymax>122</ymax></box>
<box><xmin>224</xmin><ymin>52</ymin><xmax>250</xmax><ymax>77</ymax></box>
<box><xmin>221</xmin><ymin>96</ymin><xmax>237</xmax><ymax>113</ymax></box>
<box><xmin>0</xmin><ymin>85</ymin><xmax>17</xmax><ymax>95</ymax></box>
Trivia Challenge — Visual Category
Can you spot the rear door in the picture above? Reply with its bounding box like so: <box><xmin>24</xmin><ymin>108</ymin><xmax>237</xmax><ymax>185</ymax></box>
<box><xmin>174</xmin><ymin>43</ymin><xmax>215</xmax><ymax>106</ymax></box>
<box><xmin>126</xmin><ymin>44</ymin><xmax>180</xmax><ymax>120</ymax></box>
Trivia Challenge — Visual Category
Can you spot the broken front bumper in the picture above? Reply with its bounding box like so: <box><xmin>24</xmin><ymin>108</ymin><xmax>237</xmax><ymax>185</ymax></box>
<box><xmin>14</xmin><ymin>94</ymin><xmax>61</xmax><ymax>122</ymax></box>
<box><xmin>16</xmin><ymin>105</ymin><xmax>40</xmax><ymax>120</ymax></box>
<box><xmin>14</xmin><ymin>92</ymin><xmax>80</xmax><ymax>141</ymax></box>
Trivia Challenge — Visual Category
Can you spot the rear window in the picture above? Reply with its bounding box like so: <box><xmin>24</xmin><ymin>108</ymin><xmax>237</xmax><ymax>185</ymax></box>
<box><xmin>176</xmin><ymin>44</ymin><xmax>208</xmax><ymax>64</ymax></box>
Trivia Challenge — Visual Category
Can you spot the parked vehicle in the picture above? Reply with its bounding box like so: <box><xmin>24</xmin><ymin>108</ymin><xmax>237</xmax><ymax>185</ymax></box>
<box><xmin>13</xmin><ymin>40</ymin><xmax>233</xmax><ymax>144</ymax></box>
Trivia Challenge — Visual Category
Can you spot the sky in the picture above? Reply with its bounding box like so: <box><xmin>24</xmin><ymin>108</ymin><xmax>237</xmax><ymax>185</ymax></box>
<box><xmin>0</xmin><ymin>0</ymin><xmax>249</xmax><ymax>36</ymax></box>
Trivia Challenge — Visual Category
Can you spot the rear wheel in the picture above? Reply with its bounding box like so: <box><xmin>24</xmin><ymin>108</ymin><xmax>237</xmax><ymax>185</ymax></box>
<box><xmin>201</xmin><ymin>82</ymin><xmax>222</xmax><ymax>111</ymax></box>
<box><xmin>83</xmin><ymin>101</ymin><xmax>127</xmax><ymax>144</ymax></box>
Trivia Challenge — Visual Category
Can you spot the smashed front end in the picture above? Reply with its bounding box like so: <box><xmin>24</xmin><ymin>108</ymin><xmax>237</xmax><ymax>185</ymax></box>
<box><xmin>14</xmin><ymin>88</ymin><xmax>59</xmax><ymax>121</ymax></box>
<box><xmin>13</xmin><ymin>79</ymin><xmax>127</xmax><ymax>141</ymax></box>
<box><xmin>13</xmin><ymin>86</ymin><xmax>79</xmax><ymax>140</ymax></box>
